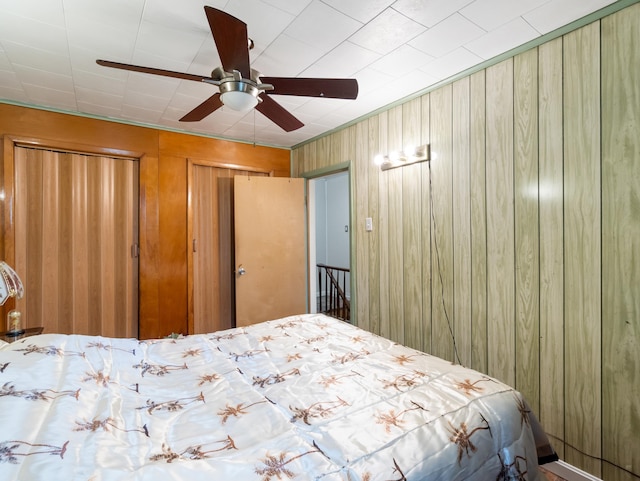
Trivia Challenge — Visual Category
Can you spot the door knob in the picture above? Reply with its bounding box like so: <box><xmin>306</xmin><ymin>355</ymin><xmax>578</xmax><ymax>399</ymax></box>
<box><xmin>237</xmin><ymin>265</ymin><xmax>246</xmax><ymax>276</ymax></box>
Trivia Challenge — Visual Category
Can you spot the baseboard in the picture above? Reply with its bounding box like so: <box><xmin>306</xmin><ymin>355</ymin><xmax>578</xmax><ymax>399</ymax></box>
<box><xmin>542</xmin><ymin>460</ymin><xmax>602</xmax><ymax>481</ymax></box>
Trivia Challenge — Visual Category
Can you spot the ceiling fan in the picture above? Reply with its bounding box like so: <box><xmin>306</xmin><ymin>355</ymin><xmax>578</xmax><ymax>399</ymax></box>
<box><xmin>97</xmin><ymin>6</ymin><xmax>358</xmax><ymax>132</ymax></box>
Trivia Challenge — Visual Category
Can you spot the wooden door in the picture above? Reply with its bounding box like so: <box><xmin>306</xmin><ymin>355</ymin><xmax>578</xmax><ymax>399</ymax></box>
<box><xmin>234</xmin><ymin>176</ymin><xmax>306</xmax><ymax>326</ymax></box>
<box><xmin>12</xmin><ymin>146</ymin><xmax>139</xmax><ymax>337</ymax></box>
<box><xmin>188</xmin><ymin>163</ymin><xmax>268</xmax><ymax>334</ymax></box>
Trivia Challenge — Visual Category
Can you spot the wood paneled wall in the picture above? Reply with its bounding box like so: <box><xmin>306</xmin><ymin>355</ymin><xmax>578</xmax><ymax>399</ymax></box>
<box><xmin>0</xmin><ymin>105</ymin><xmax>290</xmax><ymax>339</ymax></box>
<box><xmin>293</xmin><ymin>4</ymin><xmax>640</xmax><ymax>480</ymax></box>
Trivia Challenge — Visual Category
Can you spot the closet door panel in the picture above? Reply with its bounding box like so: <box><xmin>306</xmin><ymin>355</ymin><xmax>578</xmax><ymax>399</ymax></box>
<box><xmin>13</xmin><ymin>146</ymin><xmax>139</xmax><ymax>337</ymax></box>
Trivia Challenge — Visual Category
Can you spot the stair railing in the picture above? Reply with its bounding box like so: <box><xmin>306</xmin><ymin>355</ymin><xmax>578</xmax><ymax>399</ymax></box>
<box><xmin>317</xmin><ymin>263</ymin><xmax>350</xmax><ymax>321</ymax></box>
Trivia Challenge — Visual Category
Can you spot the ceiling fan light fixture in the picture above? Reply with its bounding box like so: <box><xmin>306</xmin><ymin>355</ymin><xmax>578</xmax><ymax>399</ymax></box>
<box><xmin>219</xmin><ymin>80</ymin><xmax>260</xmax><ymax>111</ymax></box>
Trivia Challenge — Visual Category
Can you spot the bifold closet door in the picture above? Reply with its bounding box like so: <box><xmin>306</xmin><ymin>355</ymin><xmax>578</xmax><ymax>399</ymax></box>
<box><xmin>13</xmin><ymin>146</ymin><xmax>139</xmax><ymax>337</ymax></box>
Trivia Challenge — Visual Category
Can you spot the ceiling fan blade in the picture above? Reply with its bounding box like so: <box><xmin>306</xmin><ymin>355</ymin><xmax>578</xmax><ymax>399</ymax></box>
<box><xmin>256</xmin><ymin>95</ymin><xmax>304</xmax><ymax>132</ymax></box>
<box><xmin>96</xmin><ymin>59</ymin><xmax>209</xmax><ymax>83</ymax></box>
<box><xmin>179</xmin><ymin>93</ymin><xmax>224</xmax><ymax>122</ymax></box>
<box><xmin>260</xmin><ymin>77</ymin><xmax>358</xmax><ymax>99</ymax></box>
<box><xmin>205</xmin><ymin>6</ymin><xmax>251</xmax><ymax>79</ymax></box>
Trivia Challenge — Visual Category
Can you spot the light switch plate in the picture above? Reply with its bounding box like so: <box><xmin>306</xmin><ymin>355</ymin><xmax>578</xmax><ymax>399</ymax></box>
<box><xmin>365</xmin><ymin>217</ymin><xmax>373</xmax><ymax>232</ymax></box>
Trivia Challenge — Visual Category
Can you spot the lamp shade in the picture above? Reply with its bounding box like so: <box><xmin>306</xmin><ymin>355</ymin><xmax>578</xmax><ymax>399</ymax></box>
<box><xmin>220</xmin><ymin>91</ymin><xmax>259</xmax><ymax>111</ymax></box>
<box><xmin>0</xmin><ymin>261</ymin><xmax>24</xmax><ymax>306</ymax></box>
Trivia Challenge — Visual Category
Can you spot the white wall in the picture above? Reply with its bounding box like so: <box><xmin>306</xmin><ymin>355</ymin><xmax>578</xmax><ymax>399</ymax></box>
<box><xmin>315</xmin><ymin>171</ymin><xmax>350</xmax><ymax>298</ymax></box>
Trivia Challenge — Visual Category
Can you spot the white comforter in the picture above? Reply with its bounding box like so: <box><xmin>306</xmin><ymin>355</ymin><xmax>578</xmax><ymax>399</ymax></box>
<box><xmin>0</xmin><ymin>314</ymin><xmax>548</xmax><ymax>480</ymax></box>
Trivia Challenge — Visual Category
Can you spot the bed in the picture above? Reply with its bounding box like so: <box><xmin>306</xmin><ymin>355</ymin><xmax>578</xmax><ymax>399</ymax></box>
<box><xmin>0</xmin><ymin>313</ymin><xmax>555</xmax><ymax>480</ymax></box>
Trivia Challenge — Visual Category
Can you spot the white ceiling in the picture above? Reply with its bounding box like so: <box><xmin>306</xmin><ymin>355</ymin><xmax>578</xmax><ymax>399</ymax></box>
<box><xmin>0</xmin><ymin>0</ymin><xmax>618</xmax><ymax>148</ymax></box>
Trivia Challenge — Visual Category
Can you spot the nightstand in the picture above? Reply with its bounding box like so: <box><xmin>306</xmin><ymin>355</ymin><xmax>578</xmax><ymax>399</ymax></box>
<box><xmin>1</xmin><ymin>326</ymin><xmax>44</xmax><ymax>343</ymax></box>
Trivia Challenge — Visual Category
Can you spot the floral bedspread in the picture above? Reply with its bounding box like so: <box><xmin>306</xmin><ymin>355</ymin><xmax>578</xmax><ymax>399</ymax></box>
<box><xmin>0</xmin><ymin>314</ymin><xmax>552</xmax><ymax>480</ymax></box>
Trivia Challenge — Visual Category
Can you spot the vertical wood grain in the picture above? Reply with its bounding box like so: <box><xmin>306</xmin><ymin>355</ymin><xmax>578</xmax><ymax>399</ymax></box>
<box><xmin>388</xmin><ymin>105</ymin><xmax>404</xmax><ymax>344</ymax></box>
<box><xmin>601</xmin><ymin>3</ymin><xmax>640</xmax><ymax>478</ymax></box>
<box><xmin>430</xmin><ymin>85</ymin><xmax>454</xmax><ymax>362</ymax></box>
<box><xmin>40</xmin><ymin>152</ymin><xmax>60</xmax><ymax>333</ymax></box>
<box><xmin>192</xmin><ymin>165</ymin><xmax>220</xmax><ymax>334</ymax></box>
<box><xmin>452</xmin><ymin>77</ymin><xmax>472</xmax><ymax>367</ymax></box>
<box><xmin>99</xmin><ymin>156</ymin><xmax>116</xmax><ymax>337</ymax></box>
<box><xmin>13</xmin><ymin>148</ymin><xmax>35</xmax><ymax>326</ymax></box>
<box><xmin>367</xmin><ymin>114</ymin><xmax>381</xmax><ymax>336</ymax></box>
<box><xmin>316</xmin><ymin>136</ymin><xmax>330</xmax><ymax>170</ymax></box>
<box><xmin>469</xmin><ymin>70</ymin><xmax>488</xmax><ymax>374</ymax></box>
<box><xmin>137</xmin><ymin>152</ymin><xmax>160</xmax><ymax>340</ymax></box>
<box><xmin>402</xmin><ymin>98</ymin><xmax>423</xmax><ymax>351</ymax></box>
<box><xmin>513</xmin><ymin>48</ymin><xmax>540</xmax><ymax>413</ymax></box>
<box><xmin>485</xmin><ymin>59</ymin><xmax>515</xmax><ymax>386</ymax></box>
<box><xmin>13</xmin><ymin>147</ymin><xmax>138</xmax><ymax>337</ymax></box>
<box><xmin>563</xmin><ymin>22</ymin><xmax>602</xmax><ymax>475</ymax></box>
<box><xmin>355</xmin><ymin>120</ymin><xmax>370</xmax><ymax>331</ymax></box>
<box><xmin>71</xmin><ymin>153</ymin><xmax>90</xmax><ymax>335</ymax></box>
<box><xmin>420</xmin><ymin>94</ymin><xmax>432</xmax><ymax>353</ymax></box>
<box><xmin>538</xmin><ymin>37</ymin><xmax>565</xmax><ymax>457</ymax></box>
<box><xmin>378</xmin><ymin>111</ymin><xmax>390</xmax><ymax>339</ymax></box>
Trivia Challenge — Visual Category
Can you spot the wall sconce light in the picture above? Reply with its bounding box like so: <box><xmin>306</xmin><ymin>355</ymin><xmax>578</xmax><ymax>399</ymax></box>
<box><xmin>374</xmin><ymin>144</ymin><xmax>430</xmax><ymax>171</ymax></box>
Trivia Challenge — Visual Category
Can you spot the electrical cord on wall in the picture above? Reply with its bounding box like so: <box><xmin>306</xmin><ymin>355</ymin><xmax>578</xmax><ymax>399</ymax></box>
<box><xmin>428</xmin><ymin>159</ymin><xmax>462</xmax><ymax>366</ymax></box>
<box><xmin>427</xmin><ymin>161</ymin><xmax>639</xmax><ymax>480</ymax></box>
<box><xmin>546</xmin><ymin>434</ymin><xmax>640</xmax><ymax>479</ymax></box>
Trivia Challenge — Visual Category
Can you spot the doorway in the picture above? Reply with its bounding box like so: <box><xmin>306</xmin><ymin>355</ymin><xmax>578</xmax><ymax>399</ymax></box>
<box><xmin>306</xmin><ymin>167</ymin><xmax>352</xmax><ymax>320</ymax></box>
<box><xmin>188</xmin><ymin>161</ymin><xmax>269</xmax><ymax>334</ymax></box>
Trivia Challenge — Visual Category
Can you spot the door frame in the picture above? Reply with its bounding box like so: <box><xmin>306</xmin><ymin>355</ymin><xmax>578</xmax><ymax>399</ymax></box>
<box><xmin>301</xmin><ymin>161</ymin><xmax>355</xmax><ymax>324</ymax></box>
<box><xmin>186</xmin><ymin>157</ymin><xmax>273</xmax><ymax>334</ymax></box>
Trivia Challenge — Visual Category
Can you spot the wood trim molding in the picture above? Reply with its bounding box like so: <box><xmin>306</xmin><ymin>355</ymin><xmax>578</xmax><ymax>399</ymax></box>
<box><xmin>187</xmin><ymin>156</ymin><xmax>275</xmax><ymax>175</ymax></box>
<box><xmin>7</xmin><ymin>134</ymin><xmax>144</xmax><ymax>160</ymax></box>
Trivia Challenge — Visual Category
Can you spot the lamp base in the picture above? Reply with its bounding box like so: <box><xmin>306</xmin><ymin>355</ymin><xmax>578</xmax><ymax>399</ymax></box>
<box><xmin>6</xmin><ymin>329</ymin><xmax>25</xmax><ymax>337</ymax></box>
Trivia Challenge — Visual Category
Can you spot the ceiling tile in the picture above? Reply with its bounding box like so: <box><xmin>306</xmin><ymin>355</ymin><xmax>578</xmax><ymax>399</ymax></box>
<box><xmin>301</xmin><ymin>41</ymin><xmax>380</xmax><ymax>78</ymax></box>
<box><xmin>409</xmin><ymin>13</ymin><xmax>485</xmax><ymax>57</ymax></box>
<box><xmin>125</xmin><ymin>73</ymin><xmax>180</xmax><ymax>99</ymax></box>
<box><xmin>353</xmin><ymin>66</ymin><xmax>396</xmax><ymax>93</ymax></box>
<box><xmin>321</xmin><ymin>0</ymin><xmax>394</xmax><ymax>23</ymax></box>
<box><xmin>120</xmin><ymin>104</ymin><xmax>163</xmax><ymax>123</ymax></box>
<box><xmin>135</xmin><ymin>21</ymin><xmax>208</xmax><ymax>65</ymax></box>
<box><xmin>0</xmin><ymin>12</ymin><xmax>69</xmax><ymax>56</ymax></box>
<box><xmin>13</xmin><ymin>64</ymin><xmax>74</xmax><ymax>92</ymax></box>
<box><xmin>142</xmin><ymin>0</ymin><xmax>210</xmax><ymax>31</ymax></box>
<box><xmin>370</xmin><ymin>45</ymin><xmax>434</xmax><ymax>76</ymax></box>
<box><xmin>391</xmin><ymin>0</ymin><xmax>475</xmax><ymax>28</ymax></box>
<box><xmin>21</xmin><ymin>83</ymin><xmax>77</xmax><ymax>109</ymax></box>
<box><xmin>71</xmin><ymin>69</ymin><xmax>126</xmax><ymax>96</ymax></box>
<box><xmin>419</xmin><ymin>47</ymin><xmax>483</xmax><ymax>82</ymax></box>
<box><xmin>524</xmin><ymin>0</ymin><xmax>618</xmax><ymax>34</ymax></box>
<box><xmin>252</xmin><ymin>34</ymin><xmax>323</xmax><ymax>77</ymax></box>
<box><xmin>261</xmin><ymin>0</ymin><xmax>313</xmax><ymax>16</ymax></box>
<box><xmin>284</xmin><ymin>1</ymin><xmax>362</xmax><ymax>53</ymax></box>
<box><xmin>63</xmin><ymin>0</ymin><xmax>146</xmax><ymax>31</ymax></box>
<box><xmin>75</xmin><ymin>87</ymin><xmax>123</xmax><ymax>108</ymax></box>
<box><xmin>66</xmin><ymin>22</ymin><xmax>139</xmax><ymax>63</ymax></box>
<box><xmin>349</xmin><ymin>8</ymin><xmax>426</xmax><ymax>55</ymax></box>
<box><xmin>460</xmin><ymin>0</ymin><xmax>548</xmax><ymax>31</ymax></box>
<box><xmin>3</xmin><ymin>0</ymin><xmax>65</xmax><ymax>26</ymax></box>
<box><xmin>0</xmin><ymin>69</ymin><xmax>22</xmax><ymax>90</ymax></box>
<box><xmin>225</xmin><ymin>0</ymin><xmax>296</xmax><ymax>58</ymax></box>
<box><xmin>77</xmin><ymin>101</ymin><xmax>122</xmax><ymax>119</ymax></box>
<box><xmin>464</xmin><ymin>17</ymin><xmax>540</xmax><ymax>60</ymax></box>
<box><xmin>2</xmin><ymin>41</ymin><xmax>72</xmax><ymax>76</ymax></box>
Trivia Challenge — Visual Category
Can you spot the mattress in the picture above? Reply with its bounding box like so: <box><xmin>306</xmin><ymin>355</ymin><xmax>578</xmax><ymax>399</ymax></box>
<box><xmin>0</xmin><ymin>313</ymin><xmax>554</xmax><ymax>480</ymax></box>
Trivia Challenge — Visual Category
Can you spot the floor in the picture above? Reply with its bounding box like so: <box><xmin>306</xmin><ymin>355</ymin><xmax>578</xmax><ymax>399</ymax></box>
<box><xmin>541</xmin><ymin>466</ymin><xmax>567</xmax><ymax>481</ymax></box>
